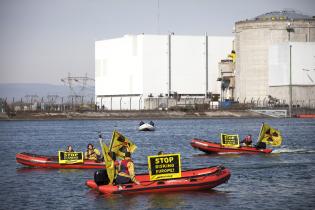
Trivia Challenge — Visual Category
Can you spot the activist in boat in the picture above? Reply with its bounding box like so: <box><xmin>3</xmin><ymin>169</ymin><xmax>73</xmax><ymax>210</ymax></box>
<box><xmin>85</xmin><ymin>143</ymin><xmax>102</xmax><ymax>161</ymax></box>
<box><xmin>240</xmin><ymin>134</ymin><xmax>253</xmax><ymax>146</ymax></box>
<box><xmin>66</xmin><ymin>145</ymin><xmax>74</xmax><ymax>152</ymax></box>
<box><xmin>16</xmin><ymin>140</ymin><xmax>109</xmax><ymax>169</ymax></box>
<box><xmin>16</xmin><ymin>148</ymin><xmax>108</xmax><ymax>169</ymax></box>
<box><xmin>115</xmin><ymin>152</ymin><xmax>140</xmax><ymax>185</ymax></box>
<box><xmin>190</xmin><ymin>123</ymin><xmax>283</xmax><ymax>154</ymax></box>
<box><xmin>95</xmin><ymin>130</ymin><xmax>138</xmax><ymax>185</ymax></box>
<box><xmin>87</xmin><ymin>130</ymin><xmax>231</xmax><ymax>194</ymax></box>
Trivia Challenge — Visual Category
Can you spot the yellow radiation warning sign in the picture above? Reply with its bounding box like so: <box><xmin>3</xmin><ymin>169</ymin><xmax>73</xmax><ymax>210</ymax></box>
<box><xmin>148</xmin><ymin>153</ymin><xmax>181</xmax><ymax>181</ymax></box>
<box><xmin>58</xmin><ymin>151</ymin><xmax>84</xmax><ymax>164</ymax></box>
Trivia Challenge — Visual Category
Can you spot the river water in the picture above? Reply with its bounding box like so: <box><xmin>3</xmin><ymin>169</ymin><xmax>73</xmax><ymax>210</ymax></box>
<box><xmin>0</xmin><ymin>118</ymin><xmax>314</xmax><ymax>210</ymax></box>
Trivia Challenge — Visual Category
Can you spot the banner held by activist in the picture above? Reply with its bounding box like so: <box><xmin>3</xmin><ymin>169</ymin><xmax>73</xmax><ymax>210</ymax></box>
<box><xmin>58</xmin><ymin>151</ymin><xmax>83</xmax><ymax>164</ymax></box>
<box><xmin>99</xmin><ymin>134</ymin><xmax>115</xmax><ymax>184</ymax></box>
<box><xmin>148</xmin><ymin>153</ymin><xmax>181</xmax><ymax>181</ymax></box>
<box><xmin>109</xmin><ymin>130</ymin><xmax>137</xmax><ymax>159</ymax></box>
<box><xmin>220</xmin><ymin>133</ymin><xmax>240</xmax><ymax>148</ymax></box>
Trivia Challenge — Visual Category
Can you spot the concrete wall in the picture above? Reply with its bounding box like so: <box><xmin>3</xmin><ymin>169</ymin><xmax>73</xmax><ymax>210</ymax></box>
<box><xmin>95</xmin><ymin>34</ymin><xmax>233</xmax><ymax>110</ymax></box>
<box><xmin>95</xmin><ymin>35</ymin><xmax>143</xmax><ymax>96</ymax></box>
<box><xmin>172</xmin><ymin>36</ymin><xmax>205</xmax><ymax>94</ymax></box>
<box><xmin>269</xmin><ymin>86</ymin><xmax>315</xmax><ymax>105</ymax></box>
<box><xmin>142</xmin><ymin>35</ymin><xmax>169</xmax><ymax>97</ymax></box>
<box><xmin>269</xmin><ymin>42</ymin><xmax>315</xmax><ymax>86</ymax></box>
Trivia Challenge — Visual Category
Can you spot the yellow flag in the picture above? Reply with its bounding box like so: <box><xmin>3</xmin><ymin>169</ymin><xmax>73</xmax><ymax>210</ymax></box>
<box><xmin>258</xmin><ymin>123</ymin><xmax>282</xmax><ymax>147</ymax></box>
<box><xmin>99</xmin><ymin>139</ymin><xmax>115</xmax><ymax>184</ymax></box>
<box><xmin>109</xmin><ymin>130</ymin><xmax>137</xmax><ymax>159</ymax></box>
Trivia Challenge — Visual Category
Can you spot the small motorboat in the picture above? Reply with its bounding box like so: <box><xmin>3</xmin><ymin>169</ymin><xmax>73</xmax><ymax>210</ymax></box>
<box><xmin>16</xmin><ymin>152</ymin><xmax>106</xmax><ymax>169</ymax></box>
<box><xmin>138</xmin><ymin>121</ymin><xmax>155</xmax><ymax>131</ymax></box>
<box><xmin>86</xmin><ymin>165</ymin><xmax>230</xmax><ymax>194</ymax></box>
<box><xmin>191</xmin><ymin>139</ymin><xmax>273</xmax><ymax>154</ymax></box>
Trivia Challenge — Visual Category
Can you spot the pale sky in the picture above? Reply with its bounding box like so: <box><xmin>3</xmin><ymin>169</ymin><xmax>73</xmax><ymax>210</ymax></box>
<box><xmin>1</xmin><ymin>0</ymin><xmax>314</xmax><ymax>85</ymax></box>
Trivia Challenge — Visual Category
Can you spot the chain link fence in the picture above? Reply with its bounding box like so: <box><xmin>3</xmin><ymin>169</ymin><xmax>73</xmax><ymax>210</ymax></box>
<box><xmin>1</xmin><ymin>95</ymin><xmax>315</xmax><ymax>116</ymax></box>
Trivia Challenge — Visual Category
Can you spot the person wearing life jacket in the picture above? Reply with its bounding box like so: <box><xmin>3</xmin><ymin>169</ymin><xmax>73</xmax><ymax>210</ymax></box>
<box><xmin>66</xmin><ymin>145</ymin><xmax>74</xmax><ymax>152</ymax></box>
<box><xmin>115</xmin><ymin>152</ymin><xmax>140</xmax><ymax>185</ymax></box>
<box><xmin>84</xmin><ymin>143</ymin><xmax>101</xmax><ymax>160</ymax></box>
<box><xmin>241</xmin><ymin>134</ymin><xmax>253</xmax><ymax>146</ymax></box>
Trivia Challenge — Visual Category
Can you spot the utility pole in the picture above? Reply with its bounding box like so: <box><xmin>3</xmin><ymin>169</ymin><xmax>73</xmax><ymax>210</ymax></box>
<box><xmin>168</xmin><ymin>33</ymin><xmax>172</xmax><ymax>97</ymax></box>
<box><xmin>289</xmin><ymin>45</ymin><xmax>292</xmax><ymax>118</ymax></box>
<box><xmin>205</xmin><ymin>32</ymin><xmax>208</xmax><ymax>97</ymax></box>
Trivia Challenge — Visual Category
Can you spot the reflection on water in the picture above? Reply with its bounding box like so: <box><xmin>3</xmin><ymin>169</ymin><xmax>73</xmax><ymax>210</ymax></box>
<box><xmin>86</xmin><ymin>189</ymin><xmax>230</xmax><ymax>210</ymax></box>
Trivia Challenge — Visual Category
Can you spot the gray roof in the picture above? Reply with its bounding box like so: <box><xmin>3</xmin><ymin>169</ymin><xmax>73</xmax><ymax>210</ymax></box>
<box><xmin>254</xmin><ymin>10</ymin><xmax>313</xmax><ymax>21</ymax></box>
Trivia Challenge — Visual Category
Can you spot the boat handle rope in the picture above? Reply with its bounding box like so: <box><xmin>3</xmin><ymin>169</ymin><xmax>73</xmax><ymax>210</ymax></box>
<box><xmin>133</xmin><ymin>166</ymin><xmax>223</xmax><ymax>187</ymax></box>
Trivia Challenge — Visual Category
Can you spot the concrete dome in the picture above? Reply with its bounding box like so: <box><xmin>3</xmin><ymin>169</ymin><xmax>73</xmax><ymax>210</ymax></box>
<box><xmin>254</xmin><ymin>10</ymin><xmax>313</xmax><ymax>21</ymax></box>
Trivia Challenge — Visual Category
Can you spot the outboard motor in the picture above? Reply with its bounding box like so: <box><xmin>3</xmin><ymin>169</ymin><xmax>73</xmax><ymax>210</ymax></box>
<box><xmin>255</xmin><ymin>142</ymin><xmax>267</xmax><ymax>149</ymax></box>
<box><xmin>94</xmin><ymin>169</ymin><xmax>110</xmax><ymax>185</ymax></box>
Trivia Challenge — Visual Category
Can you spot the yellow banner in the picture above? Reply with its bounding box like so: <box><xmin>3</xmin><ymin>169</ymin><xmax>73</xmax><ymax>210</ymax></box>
<box><xmin>221</xmin><ymin>133</ymin><xmax>240</xmax><ymax>147</ymax></box>
<box><xmin>148</xmin><ymin>153</ymin><xmax>181</xmax><ymax>181</ymax></box>
<box><xmin>58</xmin><ymin>151</ymin><xmax>83</xmax><ymax>164</ymax></box>
<box><xmin>258</xmin><ymin>123</ymin><xmax>282</xmax><ymax>147</ymax></box>
<box><xmin>109</xmin><ymin>130</ymin><xmax>137</xmax><ymax>159</ymax></box>
<box><xmin>99</xmin><ymin>139</ymin><xmax>115</xmax><ymax>184</ymax></box>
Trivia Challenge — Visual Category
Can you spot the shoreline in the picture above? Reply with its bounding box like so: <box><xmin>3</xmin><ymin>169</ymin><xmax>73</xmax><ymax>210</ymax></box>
<box><xmin>0</xmin><ymin>110</ymin><xmax>271</xmax><ymax>121</ymax></box>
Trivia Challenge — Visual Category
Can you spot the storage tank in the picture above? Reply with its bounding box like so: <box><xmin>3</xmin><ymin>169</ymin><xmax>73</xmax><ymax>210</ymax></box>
<box><xmin>234</xmin><ymin>10</ymin><xmax>315</xmax><ymax>101</ymax></box>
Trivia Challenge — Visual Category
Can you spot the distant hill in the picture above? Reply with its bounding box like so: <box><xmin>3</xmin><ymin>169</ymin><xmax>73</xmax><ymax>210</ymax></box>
<box><xmin>0</xmin><ymin>83</ymin><xmax>94</xmax><ymax>101</ymax></box>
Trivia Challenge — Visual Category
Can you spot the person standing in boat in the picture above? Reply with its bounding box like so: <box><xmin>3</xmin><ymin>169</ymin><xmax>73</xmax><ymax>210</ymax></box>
<box><xmin>85</xmin><ymin>143</ymin><xmax>101</xmax><ymax>160</ymax></box>
<box><xmin>66</xmin><ymin>145</ymin><xmax>74</xmax><ymax>152</ymax></box>
<box><xmin>115</xmin><ymin>152</ymin><xmax>140</xmax><ymax>185</ymax></box>
<box><xmin>241</xmin><ymin>134</ymin><xmax>253</xmax><ymax>146</ymax></box>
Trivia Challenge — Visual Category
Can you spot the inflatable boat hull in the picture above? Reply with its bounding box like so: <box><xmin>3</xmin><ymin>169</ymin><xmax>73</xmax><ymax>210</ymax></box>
<box><xmin>191</xmin><ymin>139</ymin><xmax>272</xmax><ymax>154</ymax></box>
<box><xmin>86</xmin><ymin>166</ymin><xmax>230</xmax><ymax>194</ymax></box>
<box><xmin>16</xmin><ymin>152</ymin><xmax>105</xmax><ymax>169</ymax></box>
<box><xmin>138</xmin><ymin>123</ymin><xmax>155</xmax><ymax>131</ymax></box>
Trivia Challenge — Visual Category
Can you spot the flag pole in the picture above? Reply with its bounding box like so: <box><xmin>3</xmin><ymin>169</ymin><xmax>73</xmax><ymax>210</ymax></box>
<box><xmin>109</xmin><ymin>130</ymin><xmax>116</xmax><ymax>152</ymax></box>
<box><xmin>257</xmin><ymin>122</ymin><xmax>264</xmax><ymax>143</ymax></box>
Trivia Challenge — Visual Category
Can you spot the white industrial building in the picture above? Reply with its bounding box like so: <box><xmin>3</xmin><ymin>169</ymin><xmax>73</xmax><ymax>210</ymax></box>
<box><xmin>95</xmin><ymin>34</ymin><xmax>233</xmax><ymax>110</ymax></box>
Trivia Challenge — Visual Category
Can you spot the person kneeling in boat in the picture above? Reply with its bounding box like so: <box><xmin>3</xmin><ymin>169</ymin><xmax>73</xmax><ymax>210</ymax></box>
<box><xmin>66</xmin><ymin>145</ymin><xmax>74</xmax><ymax>152</ymax></box>
<box><xmin>115</xmin><ymin>152</ymin><xmax>140</xmax><ymax>185</ymax></box>
<box><xmin>85</xmin><ymin>143</ymin><xmax>101</xmax><ymax>161</ymax></box>
<box><xmin>241</xmin><ymin>134</ymin><xmax>253</xmax><ymax>147</ymax></box>
<box><xmin>255</xmin><ymin>141</ymin><xmax>267</xmax><ymax>149</ymax></box>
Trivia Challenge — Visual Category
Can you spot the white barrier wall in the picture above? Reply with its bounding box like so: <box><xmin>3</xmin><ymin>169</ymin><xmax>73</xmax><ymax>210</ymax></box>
<box><xmin>95</xmin><ymin>36</ymin><xmax>142</xmax><ymax>96</ymax></box>
<box><xmin>172</xmin><ymin>36</ymin><xmax>204</xmax><ymax>94</ymax></box>
<box><xmin>269</xmin><ymin>42</ymin><xmax>315</xmax><ymax>86</ymax></box>
<box><xmin>141</xmin><ymin>35</ymin><xmax>169</xmax><ymax>97</ymax></box>
<box><xmin>95</xmin><ymin>34</ymin><xmax>233</xmax><ymax>109</ymax></box>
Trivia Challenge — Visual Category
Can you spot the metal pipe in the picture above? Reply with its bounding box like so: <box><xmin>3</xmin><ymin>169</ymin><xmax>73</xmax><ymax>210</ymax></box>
<box><xmin>289</xmin><ymin>45</ymin><xmax>292</xmax><ymax>117</ymax></box>
<box><xmin>168</xmin><ymin>33</ymin><xmax>172</xmax><ymax>97</ymax></box>
<box><xmin>139</xmin><ymin>96</ymin><xmax>142</xmax><ymax>110</ymax></box>
<box><xmin>205</xmin><ymin>32</ymin><xmax>208</xmax><ymax>97</ymax></box>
